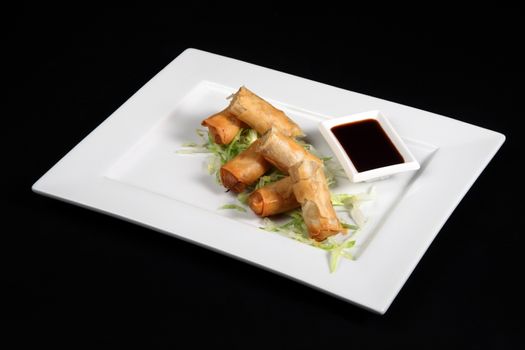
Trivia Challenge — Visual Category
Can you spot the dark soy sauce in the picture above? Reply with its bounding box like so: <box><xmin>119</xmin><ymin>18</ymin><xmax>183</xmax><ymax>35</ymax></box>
<box><xmin>331</xmin><ymin>119</ymin><xmax>404</xmax><ymax>172</ymax></box>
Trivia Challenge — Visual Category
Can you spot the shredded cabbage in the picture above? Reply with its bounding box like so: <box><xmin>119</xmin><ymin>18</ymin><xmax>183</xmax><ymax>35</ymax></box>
<box><xmin>331</xmin><ymin>186</ymin><xmax>376</xmax><ymax>228</ymax></box>
<box><xmin>178</xmin><ymin>129</ymin><xmax>377</xmax><ymax>272</ymax></box>
<box><xmin>236</xmin><ymin>191</ymin><xmax>250</xmax><ymax>205</ymax></box>
<box><xmin>219</xmin><ymin>204</ymin><xmax>247</xmax><ymax>212</ymax></box>
<box><xmin>253</xmin><ymin>169</ymin><xmax>286</xmax><ymax>190</ymax></box>
<box><xmin>261</xmin><ymin>210</ymin><xmax>359</xmax><ymax>273</ymax></box>
<box><xmin>329</xmin><ymin>238</ymin><xmax>356</xmax><ymax>273</ymax></box>
<box><xmin>254</xmin><ymin>184</ymin><xmax>375</xmax><ymax>272</ymax></box>
<box><xmin>177</xmin><ymin>128</ymin><xmax>258</xmax><ymax>183</ymax></box>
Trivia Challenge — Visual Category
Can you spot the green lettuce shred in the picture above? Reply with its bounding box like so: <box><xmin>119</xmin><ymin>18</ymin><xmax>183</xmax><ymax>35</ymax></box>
<box><xmin>261</xmin><ymin>210</ymin><xmax>359</xmax><ymax>272</ymax></box>
<box><xmin>177</xmin><ymin>128</ymin><xmax>258</xmax><ymax>183</ymax></box>
<box><xmin>331</xmin><ymin>187</ymin><xmax>376</xmax><ymax>227</ymax></box>
<box><xmin>219</xmin><ymin>204</ymin><xmax>247</xmax><ymax>212</ymax></box>
<box><xmin>329</xmin><ymin>238</ymin><xmax>356</xmax><ymax>273</ymax></box>
<box><xmin>236</xmin><ymin>191</ymin><xmax>250</xmax><ymax>205</ymax></box>
<box><xmin>254</xmin><ymin>169</ymin><xmax>286</xmax><ymax>190</ymax></box>
<box><xmin>178</xmin><ymin>128</ymin><xmax>376</xmax><ymax>272</ymax></box>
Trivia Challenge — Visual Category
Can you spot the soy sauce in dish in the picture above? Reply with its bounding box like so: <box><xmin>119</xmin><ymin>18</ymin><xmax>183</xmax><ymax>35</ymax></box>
<box><xmin>331</xmin><ymin>119</ymin><xmax>404</xmax><ymax>172</ymax></box>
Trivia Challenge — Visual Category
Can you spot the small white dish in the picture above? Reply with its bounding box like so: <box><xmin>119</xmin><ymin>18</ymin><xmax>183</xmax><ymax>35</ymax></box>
<box><xmin>319</xmin><ymin>110</ymin><xmax>420</xmax><ymax>182</ymax></box>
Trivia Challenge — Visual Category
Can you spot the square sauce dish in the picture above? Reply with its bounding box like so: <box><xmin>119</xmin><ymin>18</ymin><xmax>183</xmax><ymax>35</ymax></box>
<box><xmin>319</xmin><ymin>110</ymin><xmax>420</xmax><ymax>182</ymax></box>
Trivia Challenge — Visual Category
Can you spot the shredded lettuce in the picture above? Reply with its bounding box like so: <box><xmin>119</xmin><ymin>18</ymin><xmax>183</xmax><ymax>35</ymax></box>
<box><xmin>219</xmin><ymin>204</ymin><xmax>247</xmax><ymax>212</ymax></box>
<box><xmin>261</xmin><ymin>210</ymin><xmax>321</xmax><ymax>246</ymax></box>
<box><xmin>179</xmin><ymin>129</ymin><xmax>344</xmax><ymax>187</ymax></box>
<box><xmin>179</xmin><ymin>128</ymin><xmax>376</xmax><ymax>272</ymax></box>
<box><xmin>323</xmin><ymin>157</ymin><xmax>346</xmax><ymax>187</ymax></box>
<box><xmin>329</xmin><ymin>238</ymin><xmax>356</xmax><ymax>273</ymax></box>
<box><xmin>258</xmin><ymin>185</ymin><xmax>376</xmax><ymax>272</ymax></box>
<box><xmin>254</xmin><ymin>169</ymin><xmax>286</xmax><ymax>190</ymax></box>
<box><xmin>232</xmin><ymin>169</ymin><xmax>286</xmax><ymax>206</ymax></box>
<box><xmin>261</xmin><ymin>210</ymin><xmax>359</xmax><ymax>273</ymax></box>
<box><xmin>177</xmin><ymin>128</ymin><xmax>258</xmax><ymax>183</ymax></box>
<box><xmin>236</xmin><ymin>191</ymin><xmax>250</xmax><ymax>205</ymax></box>
<box><xmin>341</xmin><ymin>222</ymin><xmax>359</xmax><ymax>230</ymax></box>
<box><xmin>296</xmin><ymin>139</ymin><xmax>315</xmax><ymax>153</ymax></box>
<box><xmin>331</xmin><ymin>186</ymin><xmax>376</xmax><ymax>228</ymax></box>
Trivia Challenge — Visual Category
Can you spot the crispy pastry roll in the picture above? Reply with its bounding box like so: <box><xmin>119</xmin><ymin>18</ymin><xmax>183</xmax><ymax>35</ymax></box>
<box><xmin>256</xmin><ymin>128</ymin><xmax>321</xmax><ymax>173</ymax></box>
<box><xmin>220</xmin><ymin>139</ymin><xmax>271</xmax><ymax>193</ymax></box>
<box><xmin>228</xmin><ymin>86</ymin><xmax>304</xmax><ymax>138</ymax></box>
<box><xmin>289</xmin><ymin>159</ymin><xmax>344</xmax><ymax>241</ymax></box>
<box><xmin>248</xmin><ymin>177</ymin><xmax>300</xmax><ymax>217</ymax></box>
<box><xmin>201</xmin><ymin>109</ymin><xmax>244</xmax><ymax>145</ymax></box>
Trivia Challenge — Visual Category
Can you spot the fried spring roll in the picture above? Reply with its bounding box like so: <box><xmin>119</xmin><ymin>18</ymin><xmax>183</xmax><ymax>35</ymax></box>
<box><xmin>228</xmin><ymin>87</ymin><xmax>304</xmax><ymax>138</ymax></box>
<box><xmin>201</xmin><ymin>109</ymin><xmax>244</xmax><ymax>145</ymax></box>
<box><xmin>220</xmin><ymin>139</ymin><xmax>271</xmax><ymax>193</ymax></box>
<box><xmin>248</xmin><ymin>177</ymin><xmax>300</xmax><ymax>217</ymax></box>
<box><xmin>289</xmin><ymin>159</ymin><xmax>344</xmax><ymax>241</ymax></box>
<box><xmin>256</xmin><ymin>128</ymin><xmax>321</xmax><ymax>173</ymax></box>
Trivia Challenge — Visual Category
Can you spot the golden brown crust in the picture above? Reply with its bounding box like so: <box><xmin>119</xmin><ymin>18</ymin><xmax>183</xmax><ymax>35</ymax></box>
<box><xmin>248</xmin><ymin>191</ymin><xmax>265</xmax><ymax>215</ymax></box>
<box><xmin>219</xmin><ymin>139</ymin><xmax>271</xmax><ymax>193</ymax></box>
<box><xmin>228</xmin><ymin>87</ymin><xmax>304</xmax><ymax>138</ymax></box>
<box><xmin>289</xmin><ymin>159</ymin><xmax>344</xmax><ymax>241</ymax></box>
<box><xmin>201</xmin><ymin>109</ymin><xmax>244</xmax><ymax>145</ymax></box>
<box><xmin>220</xmin><ymin>167</ymin><xmax>245</xmax><ymax>193</ymax></box>
<box><xmin>248</xmin><ymin>176</ymin><xmax>299</xmax><ymax>217</ymax></box>
<box><xmin>256</xmin><ymin>128</ymin><xmax>321</xmax><ymax>173</ymax></box>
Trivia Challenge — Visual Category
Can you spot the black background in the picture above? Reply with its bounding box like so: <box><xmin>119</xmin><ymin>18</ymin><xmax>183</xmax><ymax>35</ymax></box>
<box><xmin>6</xmin><ymin>4</ymin><xmax>522</xmax><ymax>348</ymax></box>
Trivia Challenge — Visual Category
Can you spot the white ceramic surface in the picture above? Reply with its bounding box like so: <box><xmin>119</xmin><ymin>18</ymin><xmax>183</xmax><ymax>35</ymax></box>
<box><xmin>32</xmin><ymin>48</ymin><xmax>505</xmax><ymax>314</ymax></box>
<box><xmin>319</xmin><ymin>110</ymin><xmax>420</xmax><ymax>182</ymax></box>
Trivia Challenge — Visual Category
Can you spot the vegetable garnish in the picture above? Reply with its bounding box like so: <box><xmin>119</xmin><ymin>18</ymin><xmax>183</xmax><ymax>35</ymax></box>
<box><xmin>260</xmin><ymin>210</ymin><xmax>360</xmax><ymax>273</ymax></box>
<box><xmin>177</xmin><ymin>128</ymin><xmax>258</xmax><ymax>183</ymax></box>
<box><xmin>218</xmin><ymin>204</ymin><xmax>247</xmax><ymax>212</ymax></box>
<box><xmin>331</xmin><ymin>186</ymin><xmax>376</xmax><ymax>228</ymax></box>
<box><xmin>253</xmin><ymin>169</ymin><xmax>286</xmax><ymax>190</ymax></box>
<box><xmin>178</xmin><ymin>128</ymin><xmax>376</xmax><ymax>272</ymax></box>
<box><xmin>178</xmin><ymin>86</ymin><xmax>378</xmax><ymax>272</ymax></box>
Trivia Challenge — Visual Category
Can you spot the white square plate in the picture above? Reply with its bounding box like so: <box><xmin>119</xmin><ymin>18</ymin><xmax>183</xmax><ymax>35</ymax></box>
<box><xmin>32</xmin><ymin>49</ymin><xmax>505</xmax><ymax>314</ymax></box>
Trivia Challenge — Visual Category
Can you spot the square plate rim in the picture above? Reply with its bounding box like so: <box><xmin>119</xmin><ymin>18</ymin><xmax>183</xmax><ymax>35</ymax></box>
<box><xmin>32</xmin><ymin>48</ymin><xmax>505</xmax><ymax>314</ymax></box>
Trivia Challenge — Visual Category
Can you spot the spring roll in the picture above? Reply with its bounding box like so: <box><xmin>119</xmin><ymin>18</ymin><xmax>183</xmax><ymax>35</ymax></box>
<box><xmin>256</xmin><ymin>128</ymin><xmax>321</xmax><ymax>173</ymax></box>
<box><xmin>220</xmin><ymin>139</ymin><xmax>271</xmax><ymax>193</ymax></box>
<box><xmin>201</xmin><ymin>109</ymin><xmax>244</xmax><ymax>145</ymax></box>
<box><xmin>228</xmin><ymin>87</ymin><xmax>304</xmax><ymax>138</ymax></box>
<box><xmin>248</xmin><ymin>177</ymin><xmax>300</xmax><ymax>217</ymax></box>
<box><xmin>289</xmin><ymin>159</ymin><xmax>344</xmax><ymax>241</ymax></box>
